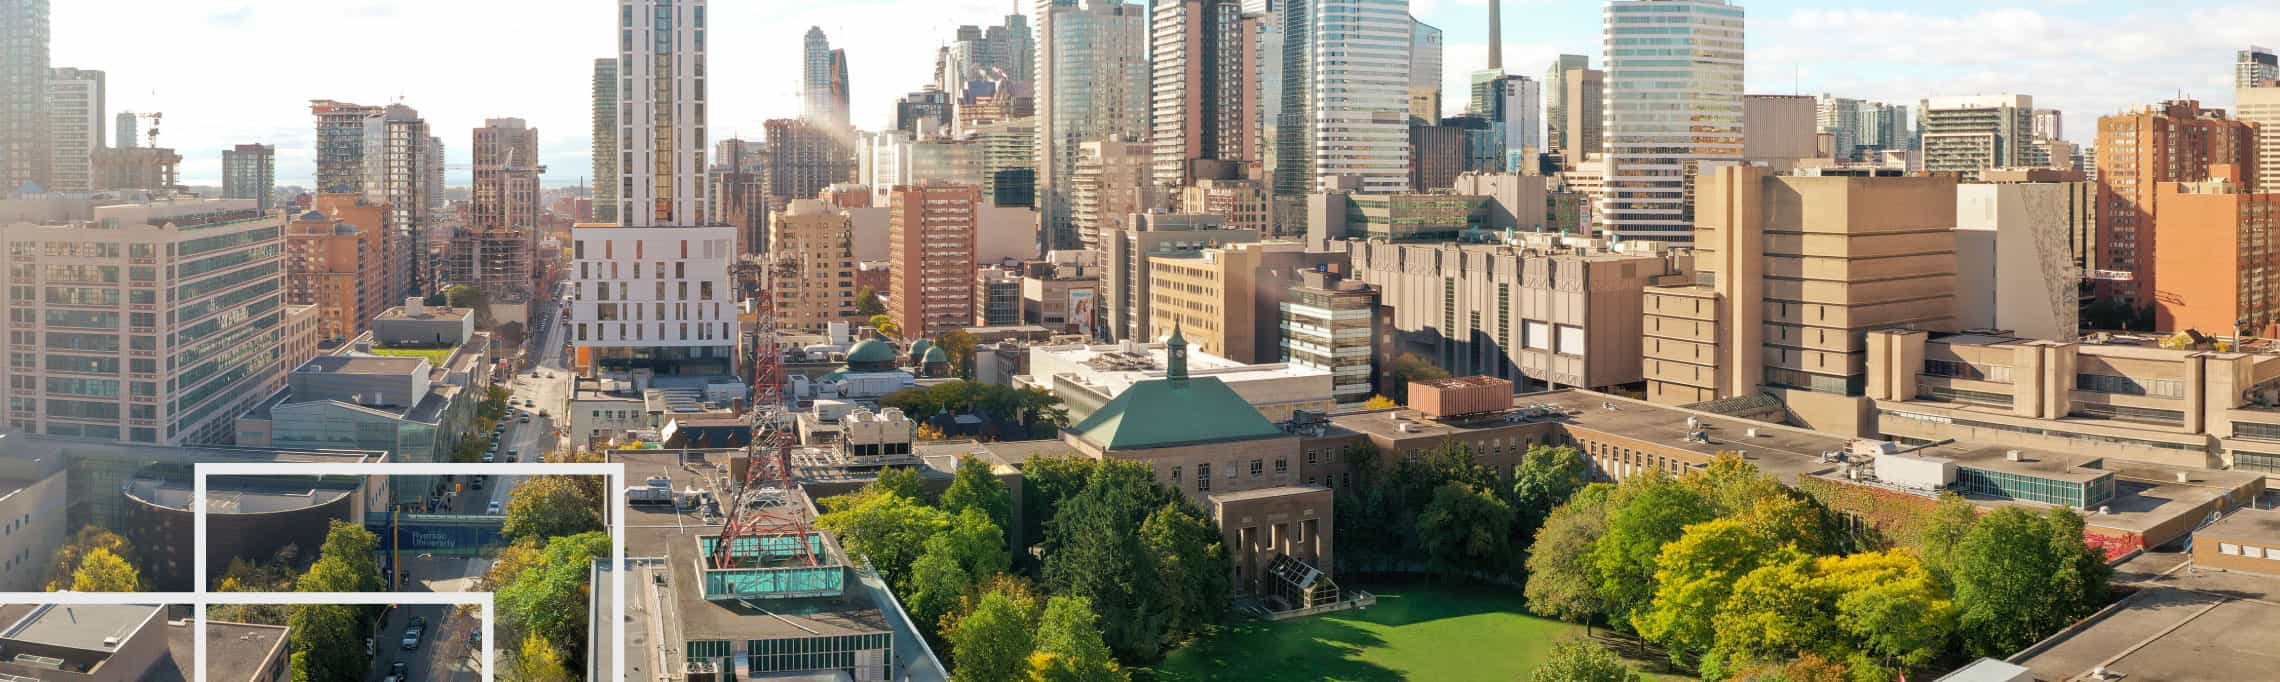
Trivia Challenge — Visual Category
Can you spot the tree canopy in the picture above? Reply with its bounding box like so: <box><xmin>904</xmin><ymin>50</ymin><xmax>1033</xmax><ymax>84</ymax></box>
<box><xmin>45</xmin><ymin>526</ymin><xmax>139</xmax><ymax>591</ymax></box>
<box><xmin>68</xmin><ymin>548</ymin><xmax>140</xmax><ymax>592</ymax></box>
<box><xmin>950</xmin><ymin>588</ymin><xmax>1037</xmax><ymax>682</ymax></box>
<box><xmin>496</xmin><ymin>532</ymin><xmax>612</xmax><ymax>666</ymax></box>
<box><xmin>1042</xmin><ymin>460</ymin><xmax>1225</xmax><ymax>661</ymax></box>
<box><xmin>502</xmin><ymin>475</ymin><xmax>607</xmax><ymax>542</ymax></box>
<box><xmin>817</xmin><ymin>486</ymin><xmax>952</xmax><ymax>588</ymax></box>
<box><xmin>942</xmin><ymin>456</ymin><xmax>1015</xmax><ymax>536</ymax></box>
<box><xmin>1531</xmin><ymin>637</ymin><xmax>1644</xmax><ymax>682</ymax></box>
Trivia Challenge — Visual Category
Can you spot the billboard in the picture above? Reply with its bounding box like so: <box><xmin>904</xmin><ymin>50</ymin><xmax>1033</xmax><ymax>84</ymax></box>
<box><xmin>1070</xmin><ymin>288</ymin><xmax>1097</xmax><ymax>340</ymax></box>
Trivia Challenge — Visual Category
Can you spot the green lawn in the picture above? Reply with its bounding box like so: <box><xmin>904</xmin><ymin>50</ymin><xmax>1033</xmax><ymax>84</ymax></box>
<box><xmin>1147</xmin><ymin>578</ymin><xmax>1683</xmax><ymax>682</ymax></box>
<box><xmin>369</xmin><ymin>346</ymin><xmax>453</xmax><ymax>365</ymax></box>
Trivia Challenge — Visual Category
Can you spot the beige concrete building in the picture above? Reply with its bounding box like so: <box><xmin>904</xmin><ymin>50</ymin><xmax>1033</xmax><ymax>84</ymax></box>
<box><xmin>888</xmin><ymin>183</ymin><xmax>981</xmax><ymax>338</ymax></box>
<box><xmin>1145</xmin><ymin>241</ymin><xmax>1339</xmax><ymax>363</ymax></box>
<box><xmin>1347</xmin><ymin>235</ymin><xmax>1678</xmax><ymax>392</ymax></box>
<box><xmin>1177</xmin><ymin>177</ymin><xmax>1270</xmax><ymax>236</ymax></box>
<box><xmin>1072</xmin><ymin>138</ymin><xmax>1159</xmax><ymax>249</ymax></box>
<box><xmin>2236</xmin><ymin>86</ymin><xmax>2280</xmax><ymax>196</ymax></box>
<box><xmin>1560</xmin><ymin>67</ymin><xmax>1604</xmax><ymax>162</ymax></box>
<box><xmin>767</xmin><ymin>199</ymin><xmax>861</xmax><ymax>332</ymax></box>
<box><xmin>1956</xmin><ymin>169</ymin><xmax>2091</xmax><ymax>341</ymax></box>
<box><xmin>1742</xmin><ymin>94</ymin><xmax>1824</xmax><ymax>170</ymax></box>
<box><xmin>1105</xmin><ymin>213</ymin><xmax>1259</xmax><ymax>342</ymax></box>
<box><xmin>1644</xmin><ymin>166</ymin><xmax>1960</xmax><ymax>435</ymax></box>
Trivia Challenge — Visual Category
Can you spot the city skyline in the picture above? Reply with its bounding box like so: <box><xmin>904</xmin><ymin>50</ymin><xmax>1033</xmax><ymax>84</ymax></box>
<box><xmin>53</xmin><ymin>0</ymin><xmax>2276</xmax><ymax>189</ymax></box>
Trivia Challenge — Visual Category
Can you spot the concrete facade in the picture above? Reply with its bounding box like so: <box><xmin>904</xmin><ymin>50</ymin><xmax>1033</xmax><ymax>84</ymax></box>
<box><xmin>1105</xmin><ymin>213</ymin><xmax>1258</xmax><ymax>342</ymax></box>
<box><xmin>1145</xmin><ymin>241</ymin><xmax>1338</xmax><ymax>363</ymax></box>
<box><xmin>1742</xmin><ymin>94</ymin><xmax>1823</xmax><ymax>170</ymax></box>
<box><xmin>1920</xmin><ymin>94</ymin><xmax>2039</xmax><ymax>180</ymax></box>
<box><xmin>2150</xmin><ymin>172</ymin><xmax>2280</xmax><ymax>335</ymax></box>
<box><xmin>887</xmin><ymin>183</ymin><xmax>981</xmax><ymax>338</ymax></box>
<box><xmin>286</xmin><ymin>193</ymin><xmax>392</xmax><ymax>341</ymax></box>
<box><xmin>2094</xmin><ymin>100</ymin><xmax>2257</xmax><ymax>307</ymax></box>
<box><xmin>767</xmin><ymin>199</ymin><xmax>861</xmax><ymax>332</ymax></box>
<box><xmin>566</xmin><ymin>224</ymin><xmax>739</xmax><ymax>377</ymax></box>
<box><xmin>1955</xmin><ymin>173</ymin><xmax>2090</xmax><ymax>341</ymax></box>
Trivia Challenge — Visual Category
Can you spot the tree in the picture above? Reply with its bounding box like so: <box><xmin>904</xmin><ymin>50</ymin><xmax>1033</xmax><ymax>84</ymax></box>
<box><xmin>1031</xmin><ymin>596</ymin><xmax>1126</xmax><ymax>682</ymax></box>
<box><xmin>1634</xmin><ymin>518</ymin><xmax>1780</xmax><ymax>667</ymax></box>
<box><xmin>512</xmin><ymin>635</ymin><xmax>576</xmax><ymax>682</ymax></box>
<box><xmin>1362</xmin><ymin>394</ymin><xmax>1399</xmax><ymax>409</ymax></box>
<box><xmin>943</xmin><ymin>573</ymin><xmax>1046</xmax><ymax>640</ymax></box>
<box><xmin>287</xmin><ymin>603</ymin><xmax>365</xmax><ymax>682</ymax></box>
<box><xmin>934</xmin><ymin>508</ymin><xmax>1013</xmax><ymax>579</ymax></box>
<box><xmin>1589</xmin><ymin>471</ymin><xmax>1716</xmax><ymax>631</ymax></box>
<box><xmin>495</xmin><ymin>321</ymin><xmax>526</xmax><ymax>348</ymax></box>
<box><xmin>816</xmin><ymin>487</ymin><xmax>953</xmax><ymax>587</ymax></box>
<box><xmin>68</xmin><ymin>548</ymin><xmax>140</xmax><ymax>591</ymax></box>
<box><xmin>1530</xmin><ymin>637</ymin><xmax>1643</xmax><ymax>682</ymax></box>
<box><xmin>1020</xmin><ymin>457</ymin><xmax>1098</xmax><ymax>552</ymax></box>
<box><xmin>856</xmin><ymin>287</ymin><xmax>887</xmax><ymax>317</ymax></box>
<box><xmin>950</xmin><ymin>589</ymin><xmax>1036</xmax><ymax>682</ymax></box>
<box><xmin>482</xmin><ymin>536</ymin><xmax>548</xmax><ymax>591</ymax></box>
<box><xmin>1043</xmin><ymin>460</ymin><xmax>1207</xmax><ymax>661</ymax></box>
<box><xmin>938</xmin><ymin>329</ymin><xmax>981</xmax><ymax>377</ymax></box>
<box><xmin>870</xmin><ymin>313</ymin><xmax>902</xmax><ymax>339</ymax></box>
<box><xmin>1730</xmin><ymin>654</ymin><xmax>1850</xmax><ymax>682</ymax></box>
<box><xmin>444</xmin><ymin>284</ymin><xmax>492</xmax><ymax>327</ymax></box>
<box><xmin>44</xmin><ymin>526</ymin><xmax>137</xmax><ymax>591</ymax></box>
<box><xmin>1512</xmin><ymin>444</ymin><xmax>1591</xmax><ymax>540</ymax></box>
<box><xmin>942</xmin><ymin>456</ymin><xmax>1014</xmax><ymax>537</ymax></box>
<box><xmin>1416</xmin><ymin>481</ymin><xmax>1514</xmax><ymax>573</ymax></box>
<box><xmin>1138</xmin><ymin>501</ymin><xmax>1228</xmax><ymax>647</ymax></box>
<box><xmin>1952</xmin><ymin>507</ymin><xmax>2110</xmax><ymax>657</ymax></box>
<box><xmin>1526</xmin><ymin>484</ymin><xmax>1613</xmax><ymax>628</ymax></box>
<box><xmin>501</xmin><ymin>475</ymin><xmax>605</xmax><ymax>542</ymax></box>
<box><xmin>906</xmin><ymin>548</ymin><xmax>973</xmax><ymax>639</ymax></box>
<box><xmin>1704</xmin><ymin>550</ymin><xmax>1954</xmax><ymax>681</ymax></box>
<box><xmin>296</xmin><ymin>520</ymin><xmax>382</xmax><ymax>593</ymax></box>
<box><xmin>496</xmin><ymin>532</ymin><xmax>612</xmax><ymax>665</ymax></box>
<box><xmin>1384</xmin><ymin>352</ymin><xmax>1450</xmax><ymax>401</ymax></box>
<box><xmin>1903</xmin><ymin>493</ymin><xmax>1980</xmax><ymax>588</ymax></box>
<box><xmin>872</xmin><ymin>466</ymin><xmax>928</xmax><ymax>502</ymax></box>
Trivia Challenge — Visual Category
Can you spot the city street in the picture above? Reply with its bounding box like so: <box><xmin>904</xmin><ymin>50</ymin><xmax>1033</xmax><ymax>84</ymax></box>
<box><xmin>364</xmin><ymin>604</ymin><xmax>481</xmax><ymax>682</ymax></box>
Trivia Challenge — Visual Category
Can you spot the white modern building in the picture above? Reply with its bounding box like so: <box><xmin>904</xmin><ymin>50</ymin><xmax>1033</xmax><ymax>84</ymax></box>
<box><xmin>44</xmin><ymin>67</ymin><xmax>101</xmax><ymax>193</ymax></box>
<box><xmin>1600</xmin><ymin>0</ymin><xmax>1745</xmax><ymax>242</ymax></box>
<box><xmin>1016</xmin><ymin>339</ymin><xmax>1332</xmax><ymax>423</ymax></box>
<box><xmin>1308</xmin><ymin>0</ymin><xmax>1414</xmax><ymax>192</ymax></box>
<box><xmin>567</xmin><ymin>225</ymin><xmax>738</xmax><ymax>377</ymax></box>
<box><xmin>617</xmin><ymin>0</ymin><xmax>709</xmax><ymax>228</ymax></box>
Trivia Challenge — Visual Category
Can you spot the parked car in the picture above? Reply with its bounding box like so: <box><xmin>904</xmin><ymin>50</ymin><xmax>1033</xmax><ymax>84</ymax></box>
<box><xmin>481</xmin><ymin>453</ymin><xmax>494</xmax><ymax>463</ymax></box>
<box><xmin>487</xmin><ymin>501</ymin><xmax>502</xmax><ymax>514</ymax></box>
<box><xmin>391</xmin><ymin>661</ymin><xmax>408</xmax><ymax>678</ymax></box>
<box><xmin>506</xmin><ymin>450</ymin><xmax>520</xmax><ymax>462</ymax></box>
<box><xmin>400</xmin><ymin>628</ymin><xmax>421</xmax><ymax>650</ymax></box>
<box><xmin>519</xmin><ymin>415</ymin><xmax>530</xmax><ymax>423</ymax></box>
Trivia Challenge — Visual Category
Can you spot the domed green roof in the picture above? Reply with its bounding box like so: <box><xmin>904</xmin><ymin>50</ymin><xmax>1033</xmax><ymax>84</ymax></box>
<box><xmin>846</xmin><ymin>338</ymin><xmax>898</xmax><ymax>364</ymax></box>
<box><xmin>923</xmin><ymin>346</ymin><xmax>948</xmax><ymax>363</ymax></box>
<box><xmin>908</xmin><ymin>339</ymin><xmax>935</xmax><ymax>363</ymax></box>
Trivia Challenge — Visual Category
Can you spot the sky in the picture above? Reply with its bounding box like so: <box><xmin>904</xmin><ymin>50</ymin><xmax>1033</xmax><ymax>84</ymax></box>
<box><xmin>53</xmin><ymin>0</ymin><xmax>2280</xmax><ymax>189</ymax></box>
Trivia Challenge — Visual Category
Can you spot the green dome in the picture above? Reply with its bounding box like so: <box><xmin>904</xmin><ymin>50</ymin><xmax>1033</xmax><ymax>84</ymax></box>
<box><xmin>908</xmin><ymin>339</ymin><xmax>935</xmax><ymax>363</ymax></box>
<box><xmin>923</xmin><ymin>346</ymin><xmax>948</xmax><ymax>363</ymax></box>
<box><xmin>846</xmin><ymin>338</ymin><xmax>898</xmax><ymax>367</ymax></box>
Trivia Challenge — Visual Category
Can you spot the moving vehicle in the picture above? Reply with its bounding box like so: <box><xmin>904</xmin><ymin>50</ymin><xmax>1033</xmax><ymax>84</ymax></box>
<box><xmin>518</xmin><ymin>415</ymin><xmax>530</xmax><ymax>423</ymax></box>
<box><xmin>391</xmin><ymin>661</ymin><xmax>408</xmax><ymax>678</ymax></box>
<box><xmin>400</xmin><ymin>626</ymin><xmax>422</xmax><ymax>650</ymax></box>
<box><xmin>487</xmin><ymin>501</ymin><xmax>503</xmax><ymax>514</ymax></box>
<box><xmin>506</xmin><ymin>450</ymin><xmax>520</xmax><ymax>462</ymax></box>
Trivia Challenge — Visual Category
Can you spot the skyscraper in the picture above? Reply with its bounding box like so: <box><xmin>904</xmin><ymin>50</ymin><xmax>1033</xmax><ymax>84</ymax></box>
<box><xmin>1408</xmin><ymin>18</ymin><xmax>1443</xmax><ymax>126</ymax></box>
<box><xmin>620</xmin><ymin>0</ymin><xmax>708</xmax><ymax>227</ymax></box>
<box><xmin>1559</xmin><ymin>65</ymin><xmax>1604</xmax><ymax>163</ymax></box>
<box><xmin>1601</xmin><ymin>0</ymin><xmax>1744</xmax><ymax>242</ymax></box>
<box><xmin>1543</xmin><ymin>54</ymin><xmax>1588</xmax><ymax>157</ymax></box>
<box><xmin>571</xmin><ymin>0</ymin><xmax>737</xmax><ymax>379</ymax></box>
<box><xmin>1149</xmin><ymin>0</ymin><xmax>1263</xmax><ymax>186</ymax></box>
<box><xmin>592</xmin><ymin>57</ymin><xmax>620</xmax><ymax>225</ymax></box>
<box><xmin>310</xmin><ymin>100</ymin><xmax>381</xmax><ymax>193</ymax></box>
<box><xmin>1919</xmin><ymin>95</ymin><xmax>2038</xmax><ymax>179</ymax></box>
<box><xmin>888</xmin><ymin>183</ymin><xmax>981</xmax><ymax>339</ymax></box>
<box><xmin>472</xmin><ymin>118</ymin><xmax>541</xmax><ymax>232</ymax></box>
<box><xmin>1036</xmin><ymin>0</ymin><xmax>1150</xmax><ymax>252</ymax></box>
<box><xmin>222</xmin><ymin>143</ymin><xmax>275</xmax><ymax>211</ymax></box>
<box><xmin>2240</xmin><ymin>46</ymin><xmax>2278</xmax><ymax>89</ymax></box>
<box><xmin>1</xmin><ymin>0</ymin><xmax>51</xmax><ymax>193</ymax></box>
<box><xmin>2235</xmin><ymin>86</ymin><xmax>2280</xmax><ymax>195</ymax></box>
<box><xmin>114</xmin><ymin>111</ymin><xmax>136</xmax><ymax>149</ymax></box>
<box><xmin>802</xmin><ymin>28</ymin><xmax>851</xmax><ymax>129</ymax></box>
<box><xmin>936</xmin><ymin>14</ymin><xmax>1034</xmax><ymax>97</ymax></box>
<box><xmin>766</xmin><ymin>118</ymin><xmax>857</xmax><ymax>203</ymax></box>
<box><xmin>829</xmin><ymin>48</ymin><xmax>852</xmax><ymax>129</ymax></box>
<box><xmin>44</xmin><ymin>67</ymin><xmax>102</xmax><ymax>193</ymax></box>
<box><xmin>361</xmin><ymin>104</ymin><xmax>431</xmax><ymax>297</ymax></box>
<box><xmin>1308</xmin><ymin>0</ymin><xmax>1416</xmax><ymax>192</ymax></box>
<box><xmin>1817</xmin><ymin>95</ymin><xmax>1862</xmax><ymax>162</ymax></box>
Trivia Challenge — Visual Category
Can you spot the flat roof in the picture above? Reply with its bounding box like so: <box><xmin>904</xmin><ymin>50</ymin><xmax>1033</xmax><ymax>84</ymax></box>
<box><xmin>2195</xmin><ymin>507</ymin><xmax>2280</xmax><ymax>544</ymax></box>
<box><xmin>2019</xmin><ymin>555</ymin><xmax>2280</xmax><ymax>682</ymax></box>
<box><xmin>1</xmin><ymin>603</ymin><xmax>162</xmax><ymax>651</ymax></box>
<box><xmin>203</xmin><ymin>621</ymin><xmax>287</xmax><ymax>682</ymax></box>
<box><xmin>298</xmin><ymin>355</ymin><xmax>426</xmax><ymax>375</ymax></box>
<box><xmin>374</xmin><ymin>305</ymin><xmax>471</xmax><ymax>321</ymax></box>
<box><xmin>1207</xmin><ymin>485</ymin><xmax>1330</xmax><ymax>504</ymax></box>
<box><xmin>125</xmin><ymin>478</ymin><xmax>358</xmax><ymax>514</ymax></box>
<box><xmin>615</xmin><ymin>451</ymin><xmax>886</xmax><ymax>644</ymax></box>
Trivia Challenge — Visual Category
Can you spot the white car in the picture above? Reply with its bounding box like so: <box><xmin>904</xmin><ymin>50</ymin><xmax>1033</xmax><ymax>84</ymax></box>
<box><xmin>487</xmin><ymin>501</ymin><xmax>502</xmax><ymax>514</ymax></box>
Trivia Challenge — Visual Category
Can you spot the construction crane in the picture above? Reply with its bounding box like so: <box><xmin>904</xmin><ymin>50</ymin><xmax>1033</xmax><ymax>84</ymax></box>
<box><xmin>706</xmin><ymin>260</ymin><xmax>822</xmax><ymax>570</ymax></box>
<box><xmin>138</xmin><ymin>112</ymin><xmax>162</xmax><ymax>148</ymax></box>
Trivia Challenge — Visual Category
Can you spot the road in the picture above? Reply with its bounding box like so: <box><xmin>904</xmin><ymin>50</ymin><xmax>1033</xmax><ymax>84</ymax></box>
<box><xmin>365</xmin><ymin>604</ymin><xmax>481</xmax><ymax>682</ymax></box>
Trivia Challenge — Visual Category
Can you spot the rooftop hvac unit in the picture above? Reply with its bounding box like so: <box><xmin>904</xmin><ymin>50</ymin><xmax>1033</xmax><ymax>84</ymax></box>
<box><xmin>2178</xmin><ymin>471</ymin><xmax>2192</xmax><ymax>483</ymax></box>
<box><xmin>2006</xmin><ymin>450</ymin><xmax>2023</xmax><ymax>462</ymax></box>
<box><xmin>1745</xmin><ymin>427</ymin><xmax>1760</xmax><ymax>438</ymax></box>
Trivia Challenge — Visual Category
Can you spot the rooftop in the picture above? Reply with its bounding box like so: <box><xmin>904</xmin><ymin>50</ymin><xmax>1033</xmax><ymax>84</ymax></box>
<box><xmin>2018</xmin><ymin>553</ymin><xmax>2280</xmax><ymax>682</ymax></box>
<box><xmin>374</xmin><ymin>305</ymin><xmax>472</xmax><ymax>322</ymax></box>
<box><xmin>1027</xmin><ymin>340</ymin><xmax>1329</xmax><ymax>397</ymax></box>
<box><xmin>297</xmin><ymin>355</ymin><xmax>427</xmax><ymax>375</ymax></box>
<box><xmin>2193</xmin><ymin>507</ymin><xmax>2280</xmax><ymax>544</ymax></box>
<box><xmin>124</xmin><ymin>476</ymin><xmax>359</xmax><ymax>514</ymax></box>
<box><xmin>203</xmin><ymin>621</ymin><xmax>287</xmax><ymax>682</ymax></box>
<box><xmin>1070</xmin><ymin>375</ymin><xmax>1288</xmax><ymax>450</ymax></box>
<box><xmin>0</xmin><ymin>603</ymin><xmax>162</xmax><ymax>652</ymax></box>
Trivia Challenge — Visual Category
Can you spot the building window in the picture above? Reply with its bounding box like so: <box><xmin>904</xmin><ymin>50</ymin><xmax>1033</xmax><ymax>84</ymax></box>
<box><xmin>1274</xmin><ymin>458</ymin><xmax>1288</xmax><ymax>474</ymax></box>
<box><xmin>1170</xmin><ymin>465</ymin><xmax>1181</xmax><ymax>484</ymax></box>
<box><xmin>1197</xmin><ymin>463</ymin><xmax>1211</xmax><ymax>492</ymax></box>
<box><xmin>1249</xmin><ymin>459</ymin><xmax>1264</xmax><ymax>477</ymax></box>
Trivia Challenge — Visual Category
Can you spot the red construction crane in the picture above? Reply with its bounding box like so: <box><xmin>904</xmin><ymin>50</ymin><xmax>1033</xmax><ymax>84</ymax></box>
<box><xmin>706</xmin><ymin>257</ymin><xmax>821</xmax><ymax>569</ymax></box>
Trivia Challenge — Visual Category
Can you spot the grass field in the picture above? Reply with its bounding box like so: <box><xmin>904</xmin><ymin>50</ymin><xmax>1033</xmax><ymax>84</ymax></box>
<box><xmin>1146</xmin><ymin>578</ymin><xmax>1682</xmax><ymax>682</ymax></box>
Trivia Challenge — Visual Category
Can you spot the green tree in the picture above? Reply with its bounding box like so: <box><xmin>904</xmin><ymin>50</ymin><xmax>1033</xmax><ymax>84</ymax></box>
<box><xmin>1020</xmin><ymin>457</ymin><xmax>1098</xmax><ymax>552</ymax></box>
<box><xmin>1530</xmin><ymin>637</ymin><xmax>1643</xmax><ymax>682</ymax></box>
<box><xmin>1384</xmin><ymin>352</ymin><xmax>1450</xmax><ymax>401</ymax></box>
<box><xmin>937</xmin><ymin>329</ymin><xmax>981</xmax><ymax>377</ymax></box>
<box><xmin>934</xmin><ymin>508</ymin><xmax>1013</xmax><ymax>579</ymax></box>
<box><xmin>44</xmin><ymin>526</ymin><xmax>138</xmax><ymax>591</ymax></box>
<box><xmin>1683</xmin><ymin>453</ymin><xmax>1831</xmax><ymax>554</ymax></box>
<box><xmin>870</xmin><ymin>313</ymin><xmax>902</xmax><ymax>339</ymax></box>
<box><xmin>512</xmin><ymin>634</ymin><xmax>576</xmax><ymax>682</ymax></box>
<box><xmin>1634</xmin><ymin>518</ymin><xmax>1780</xmax><ymax>667</ymax></box>
<box><xmin>1704</xmin><ymin>550</ymin><xmax>1954</xmax><ymax>682</ymax></box>
<box><xmin>444</xmin><ymin>284</ymin><xmax>492</xmax><ymax>327</ymax></box>
<box><xmin>501</xmin><ymin>475</ymin><xmax>605</xmax><ymax>542</ymax></box>
<box><xmin>905</xmin><ymin>549</ymin><xmax>973</xmax><ymax>639</ymax></box>
<box><xmin>856</xmin><ymin>287</ymin><xmax>887</xmax><ymax>317</ymax></box>
<box><xmin>1031</xmin><ymin>595</ymin><xmax>1126</xmax><ymax>681</ymax></box>
<box><xmin>872</xmin><ymin>466</ymin><xmax>928</xmax><ymax>502</ymax></box>
<box><xmin>816</xmin><ymin>487</ymin><xmax>953</xmax><ymax>587</ymax></box>
<box><xmin>1044</xmin><ymin>460</ymin><xmax>1213</xmax><ymax>661</ymax></box>
<box><xmin>1589</xmin><ymin>471</ymin><xmax>1716</xmax><ymax>632</ymax></box>
<box><xmin>1512</xmin><ymin>444</ymin><xmax>1591</xmax><ymax>540</ymax></box>
<box><xmin>286</xmin><ymin>603</ymin><xmax>364</xmax><ymax>682</ymax></box>
<box><xmin>1416</xmin><ymin>481</ymin><xmax>1515</xmax><ymax>573</ymax></box>
<box><xmin>68</xmin><ymin>548</ymin><xmax>140</xmax><ymax>592</ymax></box>
<box><xmin>296</xmin><ymin>520</ymin><xmax>382</xmax><ymax>592</ymax></box>
<box><xmin>496</xmin><ymin>532</ymin><xmax>612</xmax><ymax>664</ymax></box>
<box><xmin>943</xmin><ymin>573</ymin><xmax>1046</xmax><ymax>640</ymax></box>
<box><xmin>1903</xmin><ymin>493</ymin><xmax>1980</xmax><ymax>588</ymax></box>
<box><xmin>1139</xmin><ymin>501</ymin><xmax>1229</xmax><ymax>646</ymax></box>
<box><xmin>1952</xmin><ymin>507</ymin><xmax>2110</xmax><ymax>657</ymax></box>
<box><xmin>482</xmin><ymin>536</ymin><xmax>548</xmax><ymax>591</ymax></box>
<box><xmin>942</xmin><ymin>456</ymin><xmax>1015</xmax><ymax>540</ymax></box>
<box><xmin>1526</xmin><ymin>484</ymin><xmax>1614</xmax><ymax>628</ymax></box>
<box><xmin>951</xmin><ymin>589</ymin><xmax>1037</xmax><ymax>682</ymax></box>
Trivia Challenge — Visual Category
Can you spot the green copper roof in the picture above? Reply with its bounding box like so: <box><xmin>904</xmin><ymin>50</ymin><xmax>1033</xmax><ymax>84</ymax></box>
<box><xmin>923</xmin><ymin>346</ymin><xmax>948</xmax><ymax>363</ymax></box>
<box><xmin>909</xmin><ymin>339</ymin><xmax>934</xmax><ymax>362</ymax></box>
<box><xmin>846</xmin><ymin>338</ymin><xmax>897</xmax><ymax>364</ymax></box>
<box><xmin>1070</xmin><ymin>375</ymin><xmax>1285</xmax><ymax>450</ymax></box>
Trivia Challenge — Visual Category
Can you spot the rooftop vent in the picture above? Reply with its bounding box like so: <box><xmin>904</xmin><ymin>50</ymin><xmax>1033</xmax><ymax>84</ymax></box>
<box><xmin>2005</xmin><ymin>450</ymin><xmax>2023</xmax><ymax>462</ymax></box>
